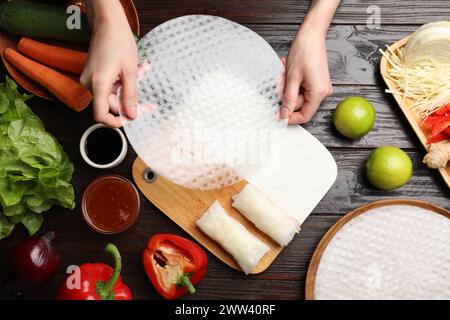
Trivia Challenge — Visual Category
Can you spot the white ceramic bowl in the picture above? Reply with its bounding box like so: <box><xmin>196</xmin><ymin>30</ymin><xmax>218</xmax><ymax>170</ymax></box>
<box><xmin>79</xmin><ymin>124</ymin><xmax>128</xmax><ymax>169</ymax></box>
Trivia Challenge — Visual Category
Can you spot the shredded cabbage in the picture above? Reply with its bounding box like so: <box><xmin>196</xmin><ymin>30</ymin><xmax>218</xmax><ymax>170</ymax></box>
<box><xmin>380</xmin><ymin>21</ymin><xmax>450</xmax><ymax>119</ymax></box>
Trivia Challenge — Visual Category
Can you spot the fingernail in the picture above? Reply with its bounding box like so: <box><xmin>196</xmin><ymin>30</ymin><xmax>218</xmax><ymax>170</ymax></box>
<box><xmin>280</xmin><ymin>107</ymin><xmax>290</xmax><ymax>119</ymax></box>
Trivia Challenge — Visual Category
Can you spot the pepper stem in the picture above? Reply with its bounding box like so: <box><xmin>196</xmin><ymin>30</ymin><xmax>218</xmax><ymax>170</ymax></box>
<box><xmin>96</xmin><ymin>243</ymin><xmax>122</xmax><ymax>300</ymax></box>
<box><xmin>176</xmin><ymin>273</ymin><xmax>196</xmax><ymax>294</ymax></box>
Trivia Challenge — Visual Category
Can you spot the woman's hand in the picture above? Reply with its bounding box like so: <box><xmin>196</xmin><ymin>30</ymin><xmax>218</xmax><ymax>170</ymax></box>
<box><xmin>281</xmin><ymin>0</ymin><xmax>341</xmax><ymax>124</ymax></box>
<box><xmin>81</xmin><ymin>0</ymin><xmax>137</xmax><ymax>128</ymax></box>
<box><xmin>281</xmin><ymin>27</ymin><xmax>332</xmax><ymax>124</ymax></box>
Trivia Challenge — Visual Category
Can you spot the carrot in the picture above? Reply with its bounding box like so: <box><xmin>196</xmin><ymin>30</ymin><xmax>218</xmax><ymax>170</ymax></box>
<box><xmin>18</xmin><ymin>37</ymin><xmax>88</xmax><ymax>74</ymax></box>
<box><xmin>4</xmin><ymin>48</ymin><xmax>92</xmax><ymax>112</ymax></box>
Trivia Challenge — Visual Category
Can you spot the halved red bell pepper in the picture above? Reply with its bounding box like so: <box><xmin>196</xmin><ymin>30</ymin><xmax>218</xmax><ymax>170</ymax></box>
<box><xmin>57</xmin><ymin>243</ymin><xmax>132</xmax><ymax>300</ymax></box>
<box><xmin>143</xmin><ymin>234</ymin><xmax>207</xmax><ymax>300</ymax></box>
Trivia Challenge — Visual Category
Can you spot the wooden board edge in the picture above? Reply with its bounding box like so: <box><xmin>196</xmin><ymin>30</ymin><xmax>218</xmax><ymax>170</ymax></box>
<box><xmin>305</xmin><ymin>198</ymin><xmax>450</xmax><ymax>300</ymax></box>
<box><xmin>379</xmin><ymin>36</ymin><xmax>450</xmax><ymax>189</ymax></box>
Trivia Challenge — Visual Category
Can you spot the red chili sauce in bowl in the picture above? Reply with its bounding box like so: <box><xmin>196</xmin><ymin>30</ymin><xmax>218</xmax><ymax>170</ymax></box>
<box><xmin>82</xmin><ymin>175</ymin><xmax>140</xmax><ymax>234</ymax></box>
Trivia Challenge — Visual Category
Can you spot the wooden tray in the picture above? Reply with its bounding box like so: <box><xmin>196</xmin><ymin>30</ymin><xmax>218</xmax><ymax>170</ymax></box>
<box><xmin>0</xmin><ymin>0</ymin><xmax>140</xmax><ymax>100</ymax></box>
<box><xmin>132</xmin><ymin>157</ymin><xmax>283</xmax><ymax>274</ymax></box>
<box><xmin>305</xmin><ymin>198</ymin><xmax>450</xmax><ymax>300</ymax></box>
<box><xmin>380</xmin><ymin>37</ymin><xmax>450</xmax><ymax>188</ymax></box>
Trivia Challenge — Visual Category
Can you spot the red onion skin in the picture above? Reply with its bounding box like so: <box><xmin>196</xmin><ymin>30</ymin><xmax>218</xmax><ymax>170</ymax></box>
<box><xmin>5</xmin><ymin>231</ymin><xmax>60</xmax><ymax>293</ymax></box>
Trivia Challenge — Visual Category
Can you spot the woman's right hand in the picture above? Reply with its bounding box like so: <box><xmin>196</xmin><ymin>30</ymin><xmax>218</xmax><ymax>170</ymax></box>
<box><xmin>81</xmin><ymin>0</ymin><xmax>137</xmax><ymax>128</ymax></box>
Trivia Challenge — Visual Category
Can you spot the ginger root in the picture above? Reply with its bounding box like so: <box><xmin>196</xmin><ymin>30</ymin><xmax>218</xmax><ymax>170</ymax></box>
<box><xmin>423</xmin><ymin>140</ymin><xmax>450</xmax><ymax>169</ymax></box>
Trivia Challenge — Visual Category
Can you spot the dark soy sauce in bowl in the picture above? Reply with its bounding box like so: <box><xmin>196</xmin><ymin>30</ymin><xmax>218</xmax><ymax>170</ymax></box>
<box><xmin>85</xmin><ymin>127</ymin><xmax>123</xmax><ymax>165</ymax></box>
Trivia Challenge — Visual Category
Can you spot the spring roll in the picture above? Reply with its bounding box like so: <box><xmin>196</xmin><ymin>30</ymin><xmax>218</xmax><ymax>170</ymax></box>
<box><xmin>232</xmin><ymin>184</ymin><xmax>300</xmax><ymax>246</ymax></box>
<box><xmin>196</xmin><ymin>201</ymin><xmax>270</xmax><ymax>274</ymax></box>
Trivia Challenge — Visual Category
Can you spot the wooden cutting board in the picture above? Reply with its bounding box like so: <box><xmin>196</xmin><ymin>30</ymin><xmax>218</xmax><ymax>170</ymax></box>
<box><xmin>132</xmin><ymin>157</ymin><xmax>283</xmax><ymax>274</ymax></box>
<box><xmin>380</xmin><ymin>37</ymin><xmax>450</xmax><ymax>188</ymax></box>
<box><xmin>131</xmin><ymin>125</ymin><xmax>337</xmax><ymax>274</ymax></box>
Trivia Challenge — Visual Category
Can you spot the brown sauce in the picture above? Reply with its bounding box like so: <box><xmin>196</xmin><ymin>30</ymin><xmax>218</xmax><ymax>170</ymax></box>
<box><xmin>82</xmin><ymin>175</ymin><xmax>139</xmax><ymax>233</ymax></box>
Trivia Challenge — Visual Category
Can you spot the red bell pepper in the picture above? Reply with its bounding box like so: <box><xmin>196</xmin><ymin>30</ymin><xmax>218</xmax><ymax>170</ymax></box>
<box><xmin>427</xmin><ymin>132</ymin><xmax>450</xmax><ymax>144</ymax></box>
<box><xmin>423</xmin><ymin>114</ymin><xmax>450</xmax><ymax>131</ymax></box>
<box><xmin>143</xmin><ymin>234</ymin><xmax>207</xmax><ymax>300</ymax></box>
<box><xmin>434</xmin><ymin>103</ymin><xmax>450</xmax><ymax>116</ymax></box>
<box><xmin>422</xmin><ymin>103</ymin><xmax>450</xmax><ymax>144</ymax></box>
<box><xmin>431</xmin><ymin>120</ymin><xmax>450</xmax><ymax>137</ymax></box>
<box><xmin>57</xmin><ymin>243</ymin><xmax>132</xmax><ymax>300</ymax></box>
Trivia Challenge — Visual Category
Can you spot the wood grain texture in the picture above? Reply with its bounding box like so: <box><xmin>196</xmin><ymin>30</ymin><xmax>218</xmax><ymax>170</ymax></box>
<box><xmin>135</xmin><ymin>0</ymin><xmax>450</xmax><ymax>25</ymax></box>
<box><xmin>305</xmin><ymin>199</ymin><xmax>450</xmax><ymax>300</ymax></box>
<box><xmin>316</xmin><ymin>149</ymin><xmax>449</xmax><ymax>214</ymax></box>
<box><xmin>138</xmin><ymin>23</ymin><xmax>415</xmax><ymax>86</ymax></box>
<box><xmin>242</xmin><ymin>24</ymin><xmax>415</xmax><ymax>86</ymax></box>
<box><xmin>0</xmin><ymin>0</ymin><xmax>449</xmax><ymax>301</ymax></box>
<box><xmin>132</xmin><ymin>157</ymin><xmax>283</xmax><ymax>274</ymax></box>
<box><xmin>303</xmin><ymin>85</ymin><xmax>420</xmax><ymax>149</ymax></box>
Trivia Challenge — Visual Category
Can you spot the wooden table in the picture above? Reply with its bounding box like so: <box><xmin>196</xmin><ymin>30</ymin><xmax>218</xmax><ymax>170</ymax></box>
<box><xmin>0</xmin><ymin>0</ymin><xmax>449</xmax><ymax>300</ymax></box>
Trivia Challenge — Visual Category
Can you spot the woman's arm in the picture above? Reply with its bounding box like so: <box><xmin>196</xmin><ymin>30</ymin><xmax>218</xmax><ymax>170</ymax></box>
<box><xmin>81</xmin><ymin>0</ymin><xmax>137</xmax><ymax>127</ymax></box>
<box><xmin>281</xmin><ymin>0</ymin><xmax>341</xmax><ymax>124</ymax></box>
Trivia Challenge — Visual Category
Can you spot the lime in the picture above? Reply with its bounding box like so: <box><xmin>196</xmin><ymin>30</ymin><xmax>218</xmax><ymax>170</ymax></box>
<box><xmin>333</xmin><ymin>97</ymin><xmax>376</xmax><ymax>139</ymax></box>
<box><xmin>366</xmin><ymin>146</ymin><xmax>413</xmax><ymax>190</ymax></box>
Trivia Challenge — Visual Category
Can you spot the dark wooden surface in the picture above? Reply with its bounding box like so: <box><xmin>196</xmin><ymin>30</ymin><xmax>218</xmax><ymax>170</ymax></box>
<box><xmin>0</xmin><ymin>0</ymin><xmax>449</xmax><ymax>300</ymax></box>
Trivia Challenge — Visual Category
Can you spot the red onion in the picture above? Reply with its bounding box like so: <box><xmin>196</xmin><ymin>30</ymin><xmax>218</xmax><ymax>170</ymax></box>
<box><xmin>4</xmin><ymin>231</ymin><xmax>60</xmax><ymax>293</ymax></box>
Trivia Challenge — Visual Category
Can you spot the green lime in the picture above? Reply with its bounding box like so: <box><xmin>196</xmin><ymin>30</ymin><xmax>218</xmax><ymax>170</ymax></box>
<box><xmin>366</xmin><ymin>146</ymin><xmax>413</xmax><ymax>190</ymax></box>
<box><xmin>333</xmin><ymin>97</ymin><xmax>376</xmax><ymax>139</ymax></box>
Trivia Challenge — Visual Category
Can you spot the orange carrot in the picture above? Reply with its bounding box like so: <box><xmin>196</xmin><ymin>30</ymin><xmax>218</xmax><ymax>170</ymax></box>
<box><xmin>4</xmin><ymin>48</ymin><xmax>92</xmax><ymax>112</ymax></box>
<box><xmin>18</xmin><ymin>37</ymin><xmax>88</xmax><ymax>75</ymax></box>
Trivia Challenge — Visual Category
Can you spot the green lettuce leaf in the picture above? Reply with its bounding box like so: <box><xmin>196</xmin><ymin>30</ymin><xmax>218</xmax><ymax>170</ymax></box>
<box><xmin>0</xmin><ymin>212</ymin><xmax>14</xmax><ymax>239</ymax></box>
<box><xmin>0</xmin><ymin>77</ymin><xmax>75</xmax><ymax>239</ymax></box>
<box><xmin>21</xmin><ymin>212</ymin><xmax>44</xmax><ymax>236</ymax></box>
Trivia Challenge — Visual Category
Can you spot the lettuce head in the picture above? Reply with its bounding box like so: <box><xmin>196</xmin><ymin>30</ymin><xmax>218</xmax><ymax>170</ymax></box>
<box><xmin>0</xmin><ymin>77</ymin><xmax>75</xmax><ymax>239</ymax></box>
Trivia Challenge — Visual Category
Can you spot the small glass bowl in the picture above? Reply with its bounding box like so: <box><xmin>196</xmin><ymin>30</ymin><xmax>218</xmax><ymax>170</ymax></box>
<box><xmin>81</xmin><ymin>175</ymin><xmax>140</xmax><ymax>234</ymax></box>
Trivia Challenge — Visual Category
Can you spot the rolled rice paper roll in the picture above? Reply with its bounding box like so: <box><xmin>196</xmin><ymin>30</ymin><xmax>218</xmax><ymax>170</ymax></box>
<box><xmin>196</xmin><ymin>201</ymin><xmax>270</xmax><ymax>274</ymax></box>
<box><xmin>232</xmin><ymin>184</ymin><xmax>300</xmax><ymax>246</ymax></box>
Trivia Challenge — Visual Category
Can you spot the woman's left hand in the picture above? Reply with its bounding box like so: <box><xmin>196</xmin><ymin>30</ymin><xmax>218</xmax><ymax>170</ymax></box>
<box><xmin>281</xmin><ymin>27</ymin><xmax>333</xmax><ymax>124</ymax></box>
